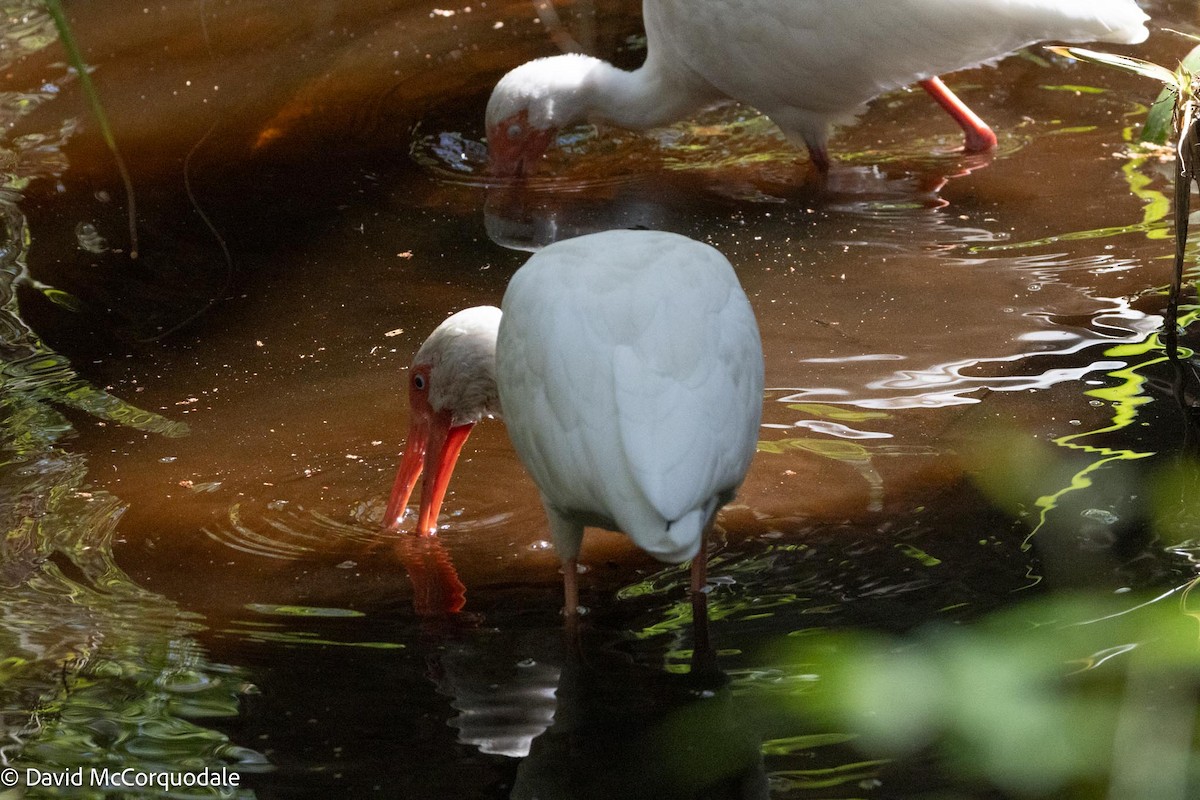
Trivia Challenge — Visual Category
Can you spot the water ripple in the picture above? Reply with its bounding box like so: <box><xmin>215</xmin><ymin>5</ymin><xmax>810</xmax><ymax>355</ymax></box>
<box><xmin>202</xmin><ymin>502</ymin><xmax>405</xmax><ymax>561</ymax></box>
<box><xmin>778</xmin><ymin>301</ymin><xmax>1159</xmax><ymax>410</ymax></box>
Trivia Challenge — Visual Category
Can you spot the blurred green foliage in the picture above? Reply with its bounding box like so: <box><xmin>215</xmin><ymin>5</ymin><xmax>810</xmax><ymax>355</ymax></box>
<box><xmin>773</xmin><ymin>591</ymin><xmax>1199</xmax><ymax>799</ymax></box>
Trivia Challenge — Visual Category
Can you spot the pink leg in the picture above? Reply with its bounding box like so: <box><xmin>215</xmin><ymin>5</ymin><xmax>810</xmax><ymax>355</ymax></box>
<box><xmin>562</xmin><ymin>558</ymin><xmax>579</xmax><ymax>618</ymax></box>
<box><xmin>689</xmin><ymin>551</ymin><xmax>707</xmax><ymax>597</ymax></box>
<box><xmin>920</xmin><ymin>77</ymin><xmax>997</xmax><ymax>152</ymax></box>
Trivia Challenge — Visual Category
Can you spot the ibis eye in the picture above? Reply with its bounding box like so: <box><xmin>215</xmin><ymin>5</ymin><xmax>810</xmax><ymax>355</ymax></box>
<box><xmin>507</xmin><ymin>122</ymin><xmax>523</xmax><ymax>139</ymax></box>
<box><xmin>413</xmin><ymin>374</ymin><xmax>426</xmax><ymax>391</ymax></box>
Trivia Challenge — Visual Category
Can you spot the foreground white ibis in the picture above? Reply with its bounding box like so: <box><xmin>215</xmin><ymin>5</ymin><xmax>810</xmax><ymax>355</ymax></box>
<box><xmin>486</xmin><ymin>0</ymin><xmax>1150</xmax><ymax>175</ymax></box>
<box><xmin>385</xmin><ymin>230</ymin><xmax>764</xmax><ymax>615</ymax></box>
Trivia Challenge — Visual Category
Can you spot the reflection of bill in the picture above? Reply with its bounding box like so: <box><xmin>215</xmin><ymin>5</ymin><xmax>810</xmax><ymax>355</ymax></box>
<box><xmin>394</xmin><ymin>534</ymin><xmax>467</xmax><ymax>615</ymax></box>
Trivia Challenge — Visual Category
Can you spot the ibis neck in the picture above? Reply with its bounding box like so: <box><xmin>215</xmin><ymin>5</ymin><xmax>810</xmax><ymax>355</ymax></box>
<box><xmin>582</xmin><ymin>59</ymin><xmax>715</xmax><ymax>131</ymax></box>
<box><xmin>445</xmin><ymin>361</ymin><xmax>502</xmax><ymax>427</ymax></box>
<box><xmin>419</xmin><ymin>306</ymin><xmax>504</xmax><ymax>425</ymax></box>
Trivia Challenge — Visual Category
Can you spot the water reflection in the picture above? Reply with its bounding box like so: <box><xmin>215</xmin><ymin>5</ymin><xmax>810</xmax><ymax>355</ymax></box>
<box><xmin>202</xmin><ymin>498</ymin><xmax>471</xmax><ymax>615</ymax></box>
<box><xmin>416</xmin><ymin>591</ymin><xmax>773</xmax><ymax>797</ymax></box>
<box><xmin>0</xmin><ymin>3</ymin><xmax>261</xmax><ymax>792</ymax></box>
<box><xmin>510</xmin><ymin>655</ymin><xmax>768</xmax><ymax>800</ymax></box>
<box><xmin>418</xmin><ymin>119</ymin><xmax>1171</xmax><ymax>475</ymax></box>
<box><xmin>430</xmin><ymin>625</ymin><xmax>563</xmax><ymax>758</ymax></box>
<box><xmin>0</xmin><ymin>408</ymin><xmax>264</xmax><ymax>794</ymax></box>
<box><xmin>483</xmin><ymin>185</ymin><xmax>671</xmax><ymax>253</ymax></box>
<box><xmin>425</xmin><ymin>497</ymin><xmax>1199</xmax><ymax>799</ymax></box>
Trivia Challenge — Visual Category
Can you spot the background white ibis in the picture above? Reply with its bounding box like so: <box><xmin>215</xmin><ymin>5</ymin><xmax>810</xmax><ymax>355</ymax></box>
<box><xmin>386</xmin><ymin>230</ymin><xmax>764</xmax><ymax>615</ymax></box>
<box><xmin>486</xmin><ymin>0</ymin><xmax>1150</xmax><ymax>174</ymax></box>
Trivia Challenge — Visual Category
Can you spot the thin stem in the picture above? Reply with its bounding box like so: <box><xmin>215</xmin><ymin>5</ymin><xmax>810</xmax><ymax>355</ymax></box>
<box><xmin>44</xmin><ymin>0</ymin><xmax>139</xmax><ymax>259</ymax></box>
<box><xmin>1166</xmin><ymin>100</ymin><xmax>1198</xmax><ymax>353</ymax></box>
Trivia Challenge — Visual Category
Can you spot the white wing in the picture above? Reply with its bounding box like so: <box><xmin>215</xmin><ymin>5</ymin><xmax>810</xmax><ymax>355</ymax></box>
<box><xmin>607</xmin><ymin>241</ymin><xmax>762</xmax><ymax>522</ymax></box>
<box><xmin>497</xmin><ymin>230</ymin><xmax>763</xmax><ymax>563</ymax></box>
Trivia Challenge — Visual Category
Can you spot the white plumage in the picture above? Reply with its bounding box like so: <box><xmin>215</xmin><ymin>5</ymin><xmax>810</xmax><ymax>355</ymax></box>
<box><xmin>486</xmin><ymin>0</ymin><xmax>1150</xmax><ymax>173</ymax></box>
<box><xmin>387</xmin><ymin>230</ymin><xmax>764</xmax><ymax>614</ymax></box>
<box><xmin>497</xmin><ymin>230</ymin><xmax>763</xmax><ymax>565</ymax></box>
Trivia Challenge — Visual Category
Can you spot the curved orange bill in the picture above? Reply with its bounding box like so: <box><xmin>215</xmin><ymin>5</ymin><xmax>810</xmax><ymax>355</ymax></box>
<box><xmin>384</xmin><ymin>412</ymin><xmax>475</xmax><ymax>535</ymax></box>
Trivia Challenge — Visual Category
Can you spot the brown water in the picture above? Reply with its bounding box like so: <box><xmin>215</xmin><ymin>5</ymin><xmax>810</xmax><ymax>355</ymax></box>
<box><xmin>2</xmin><ymin>1</ymin><xmax>1200</xmax><ymax>798</ymax></box>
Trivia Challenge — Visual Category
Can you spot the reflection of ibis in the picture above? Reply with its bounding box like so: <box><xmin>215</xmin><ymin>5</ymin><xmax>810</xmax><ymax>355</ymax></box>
<box><xmin>485</xmin><ymin>0</ymin><xmax>1149</xmax><ymax>174</ymax></box>
<box><xmin>385</xmin><ymin>230</ymin><xmax>763</xmax><ymax>614</ymax></box>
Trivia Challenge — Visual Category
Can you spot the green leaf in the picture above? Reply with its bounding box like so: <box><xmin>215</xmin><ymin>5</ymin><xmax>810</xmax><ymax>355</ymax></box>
<box><xmin>1176</xmin><ymin>42</ymin><xmax>1200</xmax><ymax>81</ymax></box>
<box><xmin>1047</xmin><ymin>46</ymin><xmax>1180</xmax><ymax>88</ymax></box>
<box><xmin>1140</xmin><ymin>43</ymin><xmax>1200</xmax><ymax>144</ymax></box>
<box><xmin>761</xmin><ymin>733</ymin><xmax>859</xmax><ymax>755</ymax></box>
<box><xmin>1141</xmin><ymin>86</ymin><xmax>1180</xmax><ymax>145</ymax></box>
<box><xmin>39</xmin><ymin>286</ymin><xmax>82</xmax><ymax>312</ymax></box>
<box><xmin>895</xmin><ymin>543</ymin><xmax>943</xmax><ymax>567</ymax></box>
<box><xmin>787</xmin><ymin>403</ymin><xmax>890</xmax><ymax>422</ymax></box>
<box><xmin>244</xmin><ymin>603</ymin><xmax>365</xmax><ymax>618</ymax></box>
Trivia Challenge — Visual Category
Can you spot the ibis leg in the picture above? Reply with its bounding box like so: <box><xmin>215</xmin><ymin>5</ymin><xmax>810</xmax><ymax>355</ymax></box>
<box><xmin>689</xmin><ymin>531</ymin><xmax>715</xmax><ymax>676</ymax></box>
<box><xmin>562</xmin><ymin>557</ymin><xmax>579</xmax><ymax>618</ymax></box>
<box><xmin>806</xmin><ymin>140</ymin><xmax>830</xmax><ymax>174</ymax></box>
<box><xmin>920</xmin><ymin>77</ymin><xmax>997</xmax><ymax>152</ymax></box>
<box><xmin>689</xmin><ymin>546</ymin><xmax>707</xmax><ymax>597</ymax></box>
<box><xmin>690</xmin><ymin>587</ymin><xmax>716</xmax><ymax>676</ymax></box>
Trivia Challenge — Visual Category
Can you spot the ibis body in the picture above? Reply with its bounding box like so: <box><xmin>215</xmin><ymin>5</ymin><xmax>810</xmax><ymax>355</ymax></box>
<box><xmin>486</xmin><ymin>0</ymin><xmax>1150</xmax><ymax>173</ymax></box>
<box><xmin>387</xmin><ymin>230</ymin><xmax>764</xmax><ymax>613</ymax></box>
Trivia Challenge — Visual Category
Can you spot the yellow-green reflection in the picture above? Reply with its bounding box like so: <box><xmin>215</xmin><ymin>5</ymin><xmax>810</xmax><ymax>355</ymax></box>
<box><xmin>243</xmin><ymin>604</ymin><xmax>364</xmax><ymax>619</ymax></box>
<box><xmin>1019</xmin><ymin>336</ymin><xmax>1159</xmax><ymax>549</ymax></box>
<box><xmin>973</xmin><ymin>116</ymin><xmax>1176</xmax><ymax>252</ymax></box>
<box><xmin>220</xmin><ymin>627</ymin><xmax>405</xmax><ymax>650</ymax></box>
<box><xmin>786</xmin><ymin>403</ymin><xmax>891</xmax><ymax>423</ymax></box>
<box><xmin>967</xmin><ymin>324</ymin><xmax>1181</xmax><ymax>560</ymax></box>
<box><xmin>620</xmin><ymin>548</ymin><xmax>811</xmax><ymax>640</ymax></box>
<box><xmin>757</xmin><ymin>437</ymin><xmax>886</xmax><ymax>511</ymax></box>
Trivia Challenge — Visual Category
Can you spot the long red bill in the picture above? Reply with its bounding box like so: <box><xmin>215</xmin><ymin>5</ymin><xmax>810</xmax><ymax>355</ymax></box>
<box><xmin>414</xmin><ymin>420</ymin><xmax>475</xmax><ymax>535</ymax></box>
<box><xmin>385</xmin><ymin>412</ymin><xmax>476</xmax><ymax>535</ymax></box>
<box><xmin>384</xmin><ymin>417</ymin><xmax>428</xmax><ymax>529</ymax></box>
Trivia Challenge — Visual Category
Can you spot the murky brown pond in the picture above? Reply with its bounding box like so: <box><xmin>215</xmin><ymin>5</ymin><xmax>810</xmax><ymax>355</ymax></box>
<box><xmin>2</xmin><ymin>1</ymin><xmax>1200</xmax><ymax>798</ymax></box>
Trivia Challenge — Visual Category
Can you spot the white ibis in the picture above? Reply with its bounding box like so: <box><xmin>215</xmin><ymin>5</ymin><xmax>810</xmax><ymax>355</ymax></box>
<box><xmin>385</xmin><ymin>230</ymin><xmax>764</xmax><ymax>615</ymax></box>
<box><xmin>486</xmin><ymin>0</ymin><xmax>1150</xmax><ymax>174</ymax></box>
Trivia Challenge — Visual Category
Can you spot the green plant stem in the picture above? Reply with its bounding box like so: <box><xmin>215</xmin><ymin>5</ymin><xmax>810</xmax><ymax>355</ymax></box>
<box><xmin>1167</xmin><ymin>100</ymin><xmax>1200</xmax><ymax>352</ymax></box>
<box><xmin>44</xmin><ymin>0</ymin><xmax>139</xmax><ymax>259</ymax></box>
